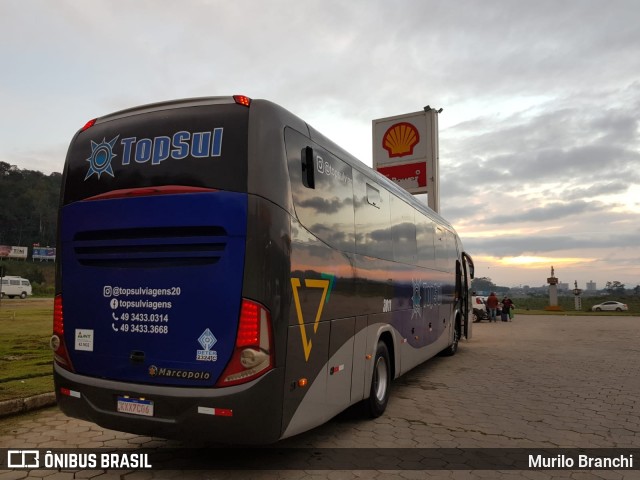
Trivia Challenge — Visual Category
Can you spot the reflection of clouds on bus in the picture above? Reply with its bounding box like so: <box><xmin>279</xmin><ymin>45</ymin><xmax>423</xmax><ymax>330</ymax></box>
<box><xmin>297</xmin><ymin>196</ymin><xmax>352</xmax><ymax>215</ymax></box>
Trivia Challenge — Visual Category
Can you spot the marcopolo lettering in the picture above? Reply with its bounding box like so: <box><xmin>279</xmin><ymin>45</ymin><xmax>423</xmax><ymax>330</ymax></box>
<box><xmin>148</xmin><ymin>365</ymin><xmax>211</xmax><ymax>380</ymax></box>
<box><xmin>120</xmin><ymin>128</ymin><xmax>224</xmax><ymax>166</ymax></box>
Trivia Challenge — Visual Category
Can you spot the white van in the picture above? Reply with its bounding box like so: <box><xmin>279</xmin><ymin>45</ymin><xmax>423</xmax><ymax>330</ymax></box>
<box><xmin>0</xmin><ymin>276</ymin><xmax>33</xmax><ymax>299</ymax></box>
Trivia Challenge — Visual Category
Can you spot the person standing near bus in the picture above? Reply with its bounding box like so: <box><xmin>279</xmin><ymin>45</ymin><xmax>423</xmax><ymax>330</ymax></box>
<box><xmin>486</xmin><ymin>292</ymin><xmax>499</xmax><ymax>322</ymax></box>
<box><xmin>502</xmin><ymin>296</ymin><xmax>514</xmax><ymax>321</ymax></box>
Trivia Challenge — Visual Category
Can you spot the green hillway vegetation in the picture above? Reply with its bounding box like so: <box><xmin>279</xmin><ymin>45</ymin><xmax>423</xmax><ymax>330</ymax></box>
<box><xmin>0</xmin><ymin>291</ymin><xmax>637</xmax><ymax>403</ymax></box>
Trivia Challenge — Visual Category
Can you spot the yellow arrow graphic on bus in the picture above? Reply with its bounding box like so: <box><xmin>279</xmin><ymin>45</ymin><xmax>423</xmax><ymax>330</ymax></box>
<box><xmin>290</xmin><ymin>276</ymin><xmax>333</xmax><ymax>362</ymax></box>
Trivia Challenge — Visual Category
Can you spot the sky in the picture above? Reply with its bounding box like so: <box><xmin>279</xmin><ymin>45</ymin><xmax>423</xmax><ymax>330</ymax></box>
<box><xmin>1</xmin><ymin>0</ymin><xmax>639</xmax><ymax>288</ymax></box>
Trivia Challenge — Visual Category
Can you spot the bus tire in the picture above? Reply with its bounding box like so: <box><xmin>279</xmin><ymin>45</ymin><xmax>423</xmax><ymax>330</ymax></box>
<box><xmin>439</xmin><ymin>324</ymin><xmax>459</xmax><ymax>357</ymax></box>
<box><xmin>366</xmin><ymin>341</ymin><xmax>391</xmax><ymax>418</ymax></box>
<box><xmin>20</xmin><ymin>292</ymin><xmax>27</xmax><ymax>299</ymax></box>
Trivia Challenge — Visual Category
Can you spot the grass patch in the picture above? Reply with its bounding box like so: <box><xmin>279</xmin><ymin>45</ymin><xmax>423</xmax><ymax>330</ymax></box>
<box><xmin>0</xmin><ymin>298</ymin><xmax>53</xmax><ymax>401</ymax></box>
<box><xmin>0</xmin><ymin>377</ymin><xmax>54</xmax><ymax>401</ymax></box>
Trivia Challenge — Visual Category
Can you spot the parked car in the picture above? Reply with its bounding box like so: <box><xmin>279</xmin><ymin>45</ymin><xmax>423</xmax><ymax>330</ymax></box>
<box><xmin>471</xmin><ymin>295</ymin><xmax>488</xmax><ymax>322</ymax></box>
<box><xmin>591</xmin><ymin>301</ymin><xmax>628</xmax><ymax>312</ymax></box>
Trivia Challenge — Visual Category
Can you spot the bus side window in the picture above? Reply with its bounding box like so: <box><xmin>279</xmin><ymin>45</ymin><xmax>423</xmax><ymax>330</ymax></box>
<box><xmin>391</xmin><ymin>194</ymin><xmax>417</xmax><ymax>264</ymax></box>
<box><xmin>354</xmin><ymin>170</ymin><xmax>392</xmax><ymax>260</ymax></box>
<box><xmin>435</xmin><ymin>227</ymin><xmax>447</xmax><ymax>271</ymax></box>
<box><xmin>286</xmin><ymin>128</ymin><xmax>355</xmax><ymax>253</ymax></box>
<box><xmin>417</xmin><ymin>213</ymin><xmax>436</xmax><ymax>269</ymax></box>
<box><xmin>435</xmin><ymin>228</ymin><xmax>456</xmax><ymax>272</ymax></box>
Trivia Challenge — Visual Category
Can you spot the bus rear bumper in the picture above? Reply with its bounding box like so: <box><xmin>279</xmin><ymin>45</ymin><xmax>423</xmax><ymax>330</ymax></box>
<box><xmin>54</xmin><ymin>363</ymin><xmax>284</xmax><ymax>445</ymax></box>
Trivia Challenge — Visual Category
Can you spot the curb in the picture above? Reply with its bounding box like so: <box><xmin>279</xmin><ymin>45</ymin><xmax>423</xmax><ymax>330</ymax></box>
<box><xmin>0</xmin><ymin>392</ymin><xmax>56</xmax><ymax>418</ymax></box>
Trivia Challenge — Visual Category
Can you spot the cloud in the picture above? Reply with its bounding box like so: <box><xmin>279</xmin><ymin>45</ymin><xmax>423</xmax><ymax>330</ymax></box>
<box><xmin>563</xmin><ymin>182</ymin><xmax>630</xmax><ymax>201</ymax></box>
<box><xmin>464</xmin><ymin>231</ymin><xmax>640</xmax><ymax>258</ymax></box>
<box><xmin>490</xmin><ymin>201</ymin><xmax>603</xmax><ymax>224</ymax></box>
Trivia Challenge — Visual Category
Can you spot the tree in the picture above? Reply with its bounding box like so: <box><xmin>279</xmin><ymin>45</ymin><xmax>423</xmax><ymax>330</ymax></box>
<box><xmin>471</xmin><ymin>277</ymin><xmax>496</xmax><ymax>293</ymax></box>
<box><xmin>605</xmin><ymin>281</ymin><xmax>625</xmax><ymax>295</ymax></box>
<box><xmin>0</xmin><ymin>164</ymin><xmax>61</xmax><ymax>247</ymax></box>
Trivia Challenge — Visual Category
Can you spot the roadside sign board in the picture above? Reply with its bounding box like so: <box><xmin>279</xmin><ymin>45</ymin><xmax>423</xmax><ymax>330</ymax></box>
<box><xmin>373</xmin><ymin>109</ymin><xmax>440</xmax><ymax>211</ymax></box>
<box><xmin>376</xmin><ymin>161</ymin><xmax>427</xmax><ymax>191</ymax></box>
<box><xmin>373</xmin><ymin>112</ymin><xmax>430</xmax><ymax>166</ymax></box>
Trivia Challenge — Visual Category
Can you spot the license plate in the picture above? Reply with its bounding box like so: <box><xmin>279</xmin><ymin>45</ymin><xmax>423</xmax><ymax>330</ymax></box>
<box><xmin>116</xmin><ymin>396</ymin><xmax>154</xmax><ymax>417</ymax></box>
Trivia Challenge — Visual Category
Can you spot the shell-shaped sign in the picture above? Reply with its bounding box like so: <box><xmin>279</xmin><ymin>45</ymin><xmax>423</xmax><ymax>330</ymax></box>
<box><xmin>382</xmin><ymin>122</ymin><xmax>420</xmax><ymax>158</ymax></box>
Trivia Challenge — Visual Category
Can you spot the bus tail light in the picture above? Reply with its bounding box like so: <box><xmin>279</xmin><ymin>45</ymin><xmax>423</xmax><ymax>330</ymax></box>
<box><xmin>216</xmin><ymin>299</ymin><xmax>273</xmax><ymax>387</ymax></box>
<box><xmin>81</xmin><ymin>118</ymin><xmax>97</xmax><ymax>131</ymax></box>
<box><xmin>84</xmin><ymin>185</ymin><xmax>217</xmax><ymax>201</ymax></box>
<box><xmin>233</xmin><ymin>95</ymin><xmax>251</xmax><ymax>107</ymax></box>
<box><xmin>51</xmin><ymin>294</ymin><xmax>75</xmax><ymax>372</ymax></box>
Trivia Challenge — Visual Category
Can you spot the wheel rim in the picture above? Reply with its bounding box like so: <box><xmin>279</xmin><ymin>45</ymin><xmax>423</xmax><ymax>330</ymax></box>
<box><xmin>373</xmin><ymin>356</ymin><xmax>388</xmax><ymax>402</ymax></box>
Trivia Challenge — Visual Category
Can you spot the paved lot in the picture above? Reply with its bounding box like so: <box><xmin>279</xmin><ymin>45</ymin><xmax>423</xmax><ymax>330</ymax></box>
<box><xmin>1</xmin><ymin>314</ymin><xmax>640</xmax><ymax>479</ymax></box>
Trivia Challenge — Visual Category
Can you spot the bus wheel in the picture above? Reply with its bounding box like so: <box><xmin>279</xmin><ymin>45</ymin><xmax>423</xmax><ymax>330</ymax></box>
<box><xmin>366</xmin><ymin>341</ymin><xmax>391</xmax><ymax>418</ymax></box>
<box><xmin>20</xmin><ymin>292</ymin><xmax>27</xmax><ymax>299</ymax></box>
<box><xmin>440</xmin><ymin>326</ymin><xmax>459</xmax><ymax>357</ymax></box>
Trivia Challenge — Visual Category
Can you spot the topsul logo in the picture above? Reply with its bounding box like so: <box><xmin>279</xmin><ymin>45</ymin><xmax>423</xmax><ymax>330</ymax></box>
<box><xmin>85</xmin><ymin>136</ymin><xmax>119</xmax><ymax>180</ymax></box>
<box><xmin>84</xmin><ymin>128</ymin><xmax>224</xmax><ymax>181</ymax></box>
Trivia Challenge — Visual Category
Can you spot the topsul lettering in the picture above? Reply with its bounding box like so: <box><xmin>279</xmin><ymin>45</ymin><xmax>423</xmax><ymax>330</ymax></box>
<box><xmin>120</xmin><ymin>128</ymin><xmax>224</xmax><ymax>166</ymax></box>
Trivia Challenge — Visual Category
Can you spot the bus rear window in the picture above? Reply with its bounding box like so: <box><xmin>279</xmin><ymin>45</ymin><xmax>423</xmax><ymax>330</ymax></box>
<box><xmin>62</xmin><ymin>103</ymin><xmax>249</xmax><ymax>205</ymax></box>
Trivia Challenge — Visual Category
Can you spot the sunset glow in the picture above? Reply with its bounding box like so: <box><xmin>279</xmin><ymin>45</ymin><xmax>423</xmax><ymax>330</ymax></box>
<box><xmin>498</xmin><ymin>256</ymin><xmax>595</xmax><ymax>268</ymax></box>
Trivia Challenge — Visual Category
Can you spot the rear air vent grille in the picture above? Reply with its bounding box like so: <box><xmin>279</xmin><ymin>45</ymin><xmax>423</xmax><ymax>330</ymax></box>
<box><xmin>73</xmin><ymin>226</ymin><xmax>227</xmax><ymax>268</ymax></box>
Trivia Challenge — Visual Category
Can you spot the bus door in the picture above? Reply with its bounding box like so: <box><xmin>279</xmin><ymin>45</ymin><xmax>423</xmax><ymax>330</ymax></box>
<box><xmin>461</xmin><ymin>252</ymin><xmax>475</xmax><ymax>339</ymax></box>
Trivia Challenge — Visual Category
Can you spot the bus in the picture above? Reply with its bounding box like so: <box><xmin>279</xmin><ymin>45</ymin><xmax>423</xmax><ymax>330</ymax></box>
<box><xmin>52</xmin><ymin>95</ymin><xmax>474</xmax><ymax>444</ymax></box>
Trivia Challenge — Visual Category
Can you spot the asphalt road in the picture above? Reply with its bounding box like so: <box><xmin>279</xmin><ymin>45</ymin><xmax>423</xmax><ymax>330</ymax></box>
<box><xmin>1</xmin><ymin>314</ymin><xmax>639</xmax><ymax>479</ymax></box>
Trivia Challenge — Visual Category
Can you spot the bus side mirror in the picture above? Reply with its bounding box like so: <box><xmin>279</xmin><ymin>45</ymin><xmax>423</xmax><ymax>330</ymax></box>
<box><xmin>301</xmin><ymin>146</ymin><xmax>315</xmax><ymax>189</ymax></box>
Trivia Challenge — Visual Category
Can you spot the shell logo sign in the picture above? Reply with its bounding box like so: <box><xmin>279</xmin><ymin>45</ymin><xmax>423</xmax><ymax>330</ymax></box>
<box><xmin>373</xmin><ymin>109</ymin><xmax>439</xmax><ymax>204</ymax></box>
<box><xmin>382</xmin><ymin>122</ymin><xmax>420</xmax><ymax>158</ymax></box>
